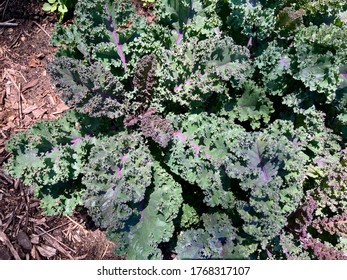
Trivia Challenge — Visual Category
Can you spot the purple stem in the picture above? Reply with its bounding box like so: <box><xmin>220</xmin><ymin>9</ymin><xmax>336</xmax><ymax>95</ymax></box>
<box><xmin>105</xmin><ymin>6</ymin><xmax>127</xmax><ymax>70</ymax></box>
<box><xmin>70</xmin><ymin>137</ymin><xmax>83</xmax><ymax>150</ymax></box>
<box><xmin>205</xmin><ymin>151</ymin><xmax>211</xmax><ymax>159</ymax></box>
<box><xmin>191</xmin><ymin>142</ymin><xmax>200</xmax><ymax>154</ymax></box>
<box><xmin>256</xmin><ymin>141</ymin><xmax>269</xmax><ymax>182</ymax></box>
<box><xmin>174</xmin><ymin>131</ymin><xmax>188</xmax><ymax>142</ymax></box>
<box><xmin>116</xmin><ymin>166</ymin><xmax>122</xmax><ymax>178</ymax></box>
<box><xmin>176</xmin><ymin>32</ymin><xmax>184</xmax><ymax>45</ymax></box>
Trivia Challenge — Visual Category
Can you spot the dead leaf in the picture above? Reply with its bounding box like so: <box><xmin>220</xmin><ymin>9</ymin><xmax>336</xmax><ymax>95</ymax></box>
<box><xmin>28</xmin><ymin>57</ymin><xmax>41</xmax><ymax>68</ymax></box>
<box><xmin>0</xmin><ymin>246</ymin><xmax>11</xmax><ymax>260</ymax></box>
<box><xmin>36</xmin><ymin>244</ymin><xmax>56</xmax><ymax>258</ymax></box>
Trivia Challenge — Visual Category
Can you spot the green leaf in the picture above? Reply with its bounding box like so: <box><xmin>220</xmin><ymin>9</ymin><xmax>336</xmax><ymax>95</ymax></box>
<box><xmin>58</xmin><ymin>4</ymin><xmax>68</xmax><ymax>13</ymax></box>
<box><xmin>42</xmin><ymin>3</ymin><xmax>55</xmax><ymax>11</ymax></box>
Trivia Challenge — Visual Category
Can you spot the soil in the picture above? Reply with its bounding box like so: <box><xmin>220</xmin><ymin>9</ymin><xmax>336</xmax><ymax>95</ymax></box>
<box><xmin>0</xmin><ymin>0</ymin><xmax>119</xmax><ymax>260</ymax></box>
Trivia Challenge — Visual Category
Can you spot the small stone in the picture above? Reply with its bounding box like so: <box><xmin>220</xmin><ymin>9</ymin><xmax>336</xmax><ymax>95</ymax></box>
<box><xmin>17</xmin><ymin>231</ymin><xmax>32</xmax><ymax>252</ymax></box>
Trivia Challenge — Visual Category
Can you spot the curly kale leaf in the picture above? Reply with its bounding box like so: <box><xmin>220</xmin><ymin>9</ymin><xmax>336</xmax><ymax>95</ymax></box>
<box><xmin>176</xmin><ymin>213</ymin><xmax>236</xmax><ymax>259</ymax></box>
<box><xmin>49</xmin><ymin>57</ymin><xmax>128</xmax><ymax>119</ymax></box>
<box><xmin>226</xmin><ymin>1</ymin><xmax>277</xmax><ymax>43</ymax></box>
<box><xmin>124</xmin><ymin>162</ymin><xmax>183</xmax><ymax>259</ymax></box>
<box><xmin>222</xmin><ymin>81</ymin><xmax>274</xmax><ymax>129</ymax></box>
<box><xmin>161</xmin><ymin>35</ymin><xmax>252</xmax><ymax>108</ymax></box>
<box><xmin>161</xmin><ymin>0</ymin><xmax>194</xmax><ymax>44</ymax></box>
<box><xmin>133</xmin><ymin>54</ymin><xmax>158</xmax><ymax>105</ymax></box>
<box><xmin>166</xmin><ymin>113</ymin><xmax>247</xmax><ymax>208</ymax></box>
<box><xmin>82</xmin><ymin>132</ymin><xmax>153</xmax><ymax>231</ymax></box>
<box><xmin>52</xmin><ymin>0</ymin><xmax>146</xmax><ymax>70</ymax></box>
<box><xmin>140</xmin><ymin>113</ymin><xmax>174</xmax><ymax>148</ymax></box>
<box><xmin>157</xmin><ymin>0</ymin><xmax>222</xmax><ymax>44</ymax></box>
<box><xmin>293</xmin><ymin>24</ymin><xmax>347</xmax><ymax>102</ymax></box>
<box><xmin>293</xmin><ymin>0</ymin><xmax>347</xmax><ymax>20</ymax></box>
<box><xmin>274</xmin><ymin>232</ymin><xmax>311</xmax><ymax>260</ymax></box>
<box><xmin>223</xmin><ymin>120</ymin><xmax>307</xmax><ymax>246</ymax></box>
<box><xmin>180</xmin><ymin>203</ymin><xmax>200</xmax><ymax>229</ymax></box>
<box><xmin>254</xmin><ymin>41</ymin><xmax>292</xmax><ymax>96</ymax></box>
<box><xmin>306</xmin><ymin>149</ymin><xmax>347</xmax><ymax>216</ymax></box>
<box><xmin>4</xmin><ymin>110</ymin><xmax>108</xmax><ymax>214</ymax></box>
<box><xmin>276</xmin><ymin>7</ymin><xmax>305</xmax><ymax>35</ymax></box>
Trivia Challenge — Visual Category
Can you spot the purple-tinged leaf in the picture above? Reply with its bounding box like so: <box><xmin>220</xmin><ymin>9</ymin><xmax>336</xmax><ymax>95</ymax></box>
<box><xmin>247</xmin><ymin>139</ymin><xmax>278</xmax><ymax>184</ymax></box>
<box><xmin>163</xmin><ymin>0</ymin><xmax>194</xmax><ymax>45</ymax></box>
<box><xmin>279</xmin><ymin>55</ymin><xmax>291</xmax><ymax>69</ymax></box>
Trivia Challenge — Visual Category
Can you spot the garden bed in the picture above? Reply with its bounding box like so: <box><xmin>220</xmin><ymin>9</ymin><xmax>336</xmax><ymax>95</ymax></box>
<box><xmin>0</xmin><ymin>0</ymin><xmax>117</xmax><ymax>260</ymax></box>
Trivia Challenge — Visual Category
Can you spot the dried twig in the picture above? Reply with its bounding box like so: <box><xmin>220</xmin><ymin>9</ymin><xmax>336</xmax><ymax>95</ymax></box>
<box><xmin>0</xmin><ymin>172</ymin><xmax>13</xmax><ymax>185</ymax></box>
<box><xmin>1</xmin><ymin>0</ymin><xmax>10</xmax><ymax>21</ymax></box>
<box><xmin>33</xmin><ymin>221</ymin><xmax>71</xmax><ymax>237</ymax></box>
<box><xmin>17</xmin><ymin>83</ymin><xmax>23</xmax><ymax>125</ymax></box>
<box><xmin>74</xmin><ymin>253</ymin><xmax>88</xmax><ymax>260</ymax></box>
<box><xmin>4</xmin><ymin>69</ymin><xmax>20</xmax><ymax>92</ymax></box>
<box><xmin>0</xmin><ymin>22</ymin><xmax>18</xmax><ymax>27</ymax></box>
<box><xmin>14</xmin><ymin>178</ymin><xmax>20</xmax><ymax>190</ymax></box>
<box><xmin>65</xmin><ymin>215</ymin><xmax>85</xmax><ymax>230</ymax></box>
<box><xmin>33</xmin><ymin>21</ymin><xmax>50</xmax><ymax>38</ymax></box>
<box><xmin>9</xmin><ymin>31</ymin><xmax>22</xmax><ymax>48</ymax></box>
<box><xmin>101</xmin><ymin>243</ymin><xmax>110</xmax><ymax>259</ymax></box>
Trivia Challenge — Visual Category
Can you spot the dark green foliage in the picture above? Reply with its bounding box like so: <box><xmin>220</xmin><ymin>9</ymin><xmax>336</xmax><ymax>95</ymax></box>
<box><xmin>176</xmin><ymin>212</ymin><xmax>237</xmax><ymax>259</ymax></box>
<box><xmin>48</xmin><ymin>57</ymin><xmax>128</xmax><ymax>119</ymax></box>
<box><xmin>4</xmin><ymin>110</ymin><xmax>111</xmax><ymax>214</ymax></box>
<box><xmin>4</xmin><ymin>0</ymin><xmax>347</xmax><ymax>259</ymax></box>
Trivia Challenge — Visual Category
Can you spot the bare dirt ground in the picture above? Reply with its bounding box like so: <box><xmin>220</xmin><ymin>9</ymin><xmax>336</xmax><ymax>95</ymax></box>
<box><xmin>0</xmin><ymin>0</ymin><xmax>118</xmax><ymax>260</ymax></box>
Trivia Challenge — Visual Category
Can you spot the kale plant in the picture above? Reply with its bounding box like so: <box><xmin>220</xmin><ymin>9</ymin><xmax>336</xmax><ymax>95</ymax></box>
<box><xmin>4</xmin><ymin>0</ymin><xmax>347</xmax><ymax>259</ymax></box>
